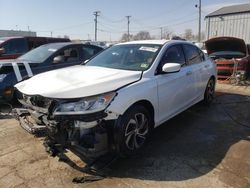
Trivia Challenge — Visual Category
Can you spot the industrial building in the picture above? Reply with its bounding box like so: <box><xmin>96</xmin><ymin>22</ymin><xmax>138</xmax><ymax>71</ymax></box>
<box><xmin>205</xmin><ymin>3</ymin><xmax>250</xmax><ymax>43</ymax></box>
<box><xmin>0</xmin><ymin>30</ymin><xmax>36</xmax><ymax>37</ymax></box>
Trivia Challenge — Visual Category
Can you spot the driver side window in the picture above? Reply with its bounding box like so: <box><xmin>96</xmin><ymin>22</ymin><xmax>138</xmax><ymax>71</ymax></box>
<box><xmin>161</xmin><ymin>45</ymin><xmax>185</xmax><ymax>66</ymax></box>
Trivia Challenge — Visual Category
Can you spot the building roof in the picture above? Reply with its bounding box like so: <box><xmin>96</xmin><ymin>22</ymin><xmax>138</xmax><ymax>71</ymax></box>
<box><xmin>206</xmin><ymin>3</ymin><xmax>250</xmax><ymax>18</ymax></box>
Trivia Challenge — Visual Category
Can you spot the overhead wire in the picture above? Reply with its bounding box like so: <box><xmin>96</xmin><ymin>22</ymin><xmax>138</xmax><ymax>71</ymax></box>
<box><xmin>134</xmin><ymin>0</ymin><xmax>191</xmax><ymax>22</ymax></box>
<box><xmin>131</xmin><ymin>11</ymin><xmax>198</xmax><ymax>31</ymax></box>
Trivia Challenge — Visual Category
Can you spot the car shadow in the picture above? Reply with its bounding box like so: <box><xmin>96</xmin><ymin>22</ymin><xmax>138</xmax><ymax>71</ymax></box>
<box><xmin>103</xmin><ymin>92</ymin><xmax>250</xmax><ymax>181</ymax></box>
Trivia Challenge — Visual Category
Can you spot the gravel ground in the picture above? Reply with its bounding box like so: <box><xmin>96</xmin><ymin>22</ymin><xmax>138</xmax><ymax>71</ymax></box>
<box><xmin>0</xmin><ymin>83</ymin><xmax>250</xmax><ymax>188</ymax></box>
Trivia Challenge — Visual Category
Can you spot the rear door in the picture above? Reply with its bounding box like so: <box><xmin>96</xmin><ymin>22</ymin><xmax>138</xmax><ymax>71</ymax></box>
<box><xmin>182</xmin><ymin>44</ymin><xmax>207</xmax><ymax>99</ymax></box>
<box><xmin>156</xmin><ymin>44</ymin><xmax>195</xmax><ymax>124</ymax></box>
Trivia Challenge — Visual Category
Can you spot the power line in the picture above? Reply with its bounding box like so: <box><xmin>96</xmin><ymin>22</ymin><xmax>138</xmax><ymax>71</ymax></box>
<box><xmin>98</xmin><ymin>22</ymin><xmax>125</xmax><ymax>32</ymax></box>
<box><xmin>52</xmin><ymin>22</ymin><xmax>92</xmax><ymax>31</ymax></box>
<box><xmin>35</xmin><ymin>22</ymin><xmax>92</xmax><ymax>33</ymax></box>
<box><xmin>99</xmin><ymin>14</ymin><xmax>125</xmax><ymax>23</ymax></box>
<box><xmin>134</xmin><ymin>0</ymin><xmax>191</xmax><ymax>22</ymax></box>
<box><xmin>132</xmin><ymin>11</ymin><xmax>197</xmax><ymax>31</ymax></box>
<box><xmin>168</xmin><ymin>18</ymin><xmax>197</xmax><ymax>27</ymax></box>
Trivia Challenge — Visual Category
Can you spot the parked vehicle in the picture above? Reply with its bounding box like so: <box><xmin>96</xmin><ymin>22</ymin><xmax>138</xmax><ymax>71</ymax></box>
<box><xmin>15</xmin><ymin>40</ymin><xmax>217</xmax><ymax>159</ymax></box>
<box><xmin>0</xmin><ymin>42</ymin><xmax>103</xmax><ymax>101</ymax></box>
<box><xmin>205</xmin><ymin>37</ymin><xmax>250</xmax><ymax>80</ymax></box>
<box><xmin>0</xmin><ymin>36</ymin><xmax>70</xmax><ymax>60</ymax></box>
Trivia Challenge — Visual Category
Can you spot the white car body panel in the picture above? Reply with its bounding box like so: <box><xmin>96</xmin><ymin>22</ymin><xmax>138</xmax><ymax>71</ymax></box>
<box><xmin>15</xmin><ymin>65</ymin><xmax>141</xmax><ymax>98</ymax></box>
<box><xmin>156</xmin><ymin>65</ymin><xmax>196</xmax><ymax>125</ymax></box>
<box><xmin>106</xmin><ymin>77</ymin><xmax>159</xmax><ymax>122</ymax></box>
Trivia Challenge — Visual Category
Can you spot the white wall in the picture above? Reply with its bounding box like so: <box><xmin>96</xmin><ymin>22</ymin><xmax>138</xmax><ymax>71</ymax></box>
<box><xmin>0</xmin><ymin>30</ymin><xmax>36</xmax><ymax>37</ymax></box>
<box><xmin>206</xmin><ymin>12</ymin><xmax>250</xmax><ymax>43</ymax></box>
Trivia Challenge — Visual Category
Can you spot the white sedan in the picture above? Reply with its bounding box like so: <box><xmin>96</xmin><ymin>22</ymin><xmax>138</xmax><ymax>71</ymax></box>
<box><xmin>15</xmin><ymin>40</ymin><xmax>217</xmax><ymax>158</ymax></box>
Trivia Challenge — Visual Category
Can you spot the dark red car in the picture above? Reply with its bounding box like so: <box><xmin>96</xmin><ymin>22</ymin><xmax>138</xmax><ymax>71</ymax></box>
<box><xmin>0</xmin><ymin>36</ymin><xmax>70</xmax><ymax>60</ymax></box>
<box><xmin>205</xmin><ymin>37</ymin><xmax>250</xmax><ymax>79</ymax></box>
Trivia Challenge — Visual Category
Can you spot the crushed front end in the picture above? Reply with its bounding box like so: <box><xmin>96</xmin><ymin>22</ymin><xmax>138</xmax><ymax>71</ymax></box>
<box><xmin>14</xmin><ymin>92</ymin><xmax>118</xmax><ymax>160</ymax></box>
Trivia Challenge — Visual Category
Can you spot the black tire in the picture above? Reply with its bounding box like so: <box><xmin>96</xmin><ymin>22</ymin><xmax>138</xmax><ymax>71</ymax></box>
<box><xmin>203</xmin><ymin>78</ymin><xmax>215</xmax><ymax>105</ymax></box>
<box><xmin>114</xmin><ymin>105</ymin><xmax>152</xmax><ymax>157</ymax></box>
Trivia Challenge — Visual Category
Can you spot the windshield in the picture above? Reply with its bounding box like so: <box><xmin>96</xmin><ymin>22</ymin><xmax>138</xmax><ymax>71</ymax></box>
<box><xmin>86</xmin><ymin>44</ymin><xmax>162</xmax><ymax>71</ymax></box>
<box><xmin>18</xmin><ymin>44</ymin><xmax>60</xmax><ymax>62</ymax></box>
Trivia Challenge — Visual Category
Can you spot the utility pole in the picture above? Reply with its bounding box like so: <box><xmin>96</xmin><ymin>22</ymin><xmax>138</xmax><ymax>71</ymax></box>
<box><xmin>160</xmin><ymin>27</ymin><xmax>163</xmax><ymax>39</ymax></box>
<box><xmin>94</xmin><ymin>11</ymin><xmax>100</xmax><ymax>41</ymax></box>
<box><xmin>198</xmin><ymin>0</ymin><xmax>201</xmax><ymax>42</ymax></box>
<box><xmin>126</xmin><ymin>16</ymin><xmax>131</xmax><ymax>41</ymax></box>
<box><xmin>195</xmin><ymin>0</ymin><xmax>202</xmax><ymax>42</ymax></box>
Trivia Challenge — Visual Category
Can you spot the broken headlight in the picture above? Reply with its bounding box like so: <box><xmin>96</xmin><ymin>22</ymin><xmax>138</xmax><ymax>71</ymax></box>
<box><xmin>53</xmin><ymin>92</ymin><xmax>116</xmax><ymax>115</ymax></box>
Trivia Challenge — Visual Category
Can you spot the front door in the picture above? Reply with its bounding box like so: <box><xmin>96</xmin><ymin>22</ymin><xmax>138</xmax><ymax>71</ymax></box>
<box><xmin>156</xmin><ymin>45</ymin><xmax>196</xmax><ymax>124</ymax></box>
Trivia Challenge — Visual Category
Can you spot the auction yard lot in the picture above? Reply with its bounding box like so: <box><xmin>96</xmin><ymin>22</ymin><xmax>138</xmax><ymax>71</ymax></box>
<box><xmin>0</xmin><ymin>83</ymin><xmax>250</xmax><ymax>188</ymax></box>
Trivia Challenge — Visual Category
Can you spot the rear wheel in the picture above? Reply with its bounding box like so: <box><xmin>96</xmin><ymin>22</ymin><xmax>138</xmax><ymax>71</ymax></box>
<box><xmin>115</xmin><ymin>105</ymin><xmax>151</xmax><ymax>156</ymax></box>
<box><xmin>203</xmin><ymin>78</ymin><xmax>215</xmax><ymax>105</ymax></box>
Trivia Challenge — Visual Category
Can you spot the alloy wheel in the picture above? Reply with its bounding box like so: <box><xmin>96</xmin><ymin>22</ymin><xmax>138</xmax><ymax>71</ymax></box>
<box><xmin>124</xmin><ymin>113</ymin><xmax>149</xmax><ymax>150</ymax></box>
<box><xmin>206</xmin><ymin>79</ymin><xmax>215</xmax><ymax>103</ymax></box>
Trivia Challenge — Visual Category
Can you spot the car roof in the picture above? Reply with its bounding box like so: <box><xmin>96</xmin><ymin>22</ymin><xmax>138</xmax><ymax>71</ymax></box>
<box><xmin>40</xmin><ymin>42</ymin><xmax>103</xmax><ymax>49</ymax></box>
<box><xmin>116</xmin><ymin>39</ymin><xmax>195</xmax><ymax>46</ymax></box>
<box><xmin>119</xmin><ymin>40</ymin><xmax>169</xmax><ymax>45</ymax></box>
<box><xmin>39</xmin><ymin>42</ymin><xmax>79</xmax><ymax>48</ymax></box>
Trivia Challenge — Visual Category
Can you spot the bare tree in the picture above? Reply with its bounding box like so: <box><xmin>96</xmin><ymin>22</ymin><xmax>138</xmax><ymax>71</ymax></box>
<box><xmin>64</xmin><ymin>35</ymin><xmax>70</xmax><ymax>39</ymax></box>
<box><xmin>120</xmin><ymin>33</ymin><xmax>133</xmax><ymax>42</ymax></box>
<box><xmin>162</xmin><ymin>28</ymin><xmax>173</xmax><ymax>39</ymax></box>
<box><xmin>193</xmin><ymin>31</ymin><xmax>205</xmax><ymax>42</ymax></box>
<box><xmin>183</xmin><ymin>29</ymin><xmax>194</xmax><ymax>41</ymax></box>
<box><xmin>133</xmin><ymin>31</ymin><xmax>151</xmax><ymax>40</ymax></box>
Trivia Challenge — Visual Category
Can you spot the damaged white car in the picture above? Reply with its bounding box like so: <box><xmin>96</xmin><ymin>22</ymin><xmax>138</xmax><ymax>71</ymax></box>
<box><xmin>15</xmin><ymin>40</ymin><xmax>217</xmax><ymax>159</ymax></box>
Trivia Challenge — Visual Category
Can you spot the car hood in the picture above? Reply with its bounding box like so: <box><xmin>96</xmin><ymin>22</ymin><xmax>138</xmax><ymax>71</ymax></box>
<box><xmin>15</xmin><ymin>65</ymin><xmax>142</xmax><ymax>99</ymax></box>
<box><xmin>205</xmin><ymin>37</ymin><xmax>246</xmax><ymax>55</ymax></box>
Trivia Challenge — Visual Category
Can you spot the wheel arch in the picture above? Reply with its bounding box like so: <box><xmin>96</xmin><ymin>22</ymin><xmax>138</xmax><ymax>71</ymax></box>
<box><xmin>210</xmin><ymin>75</ymin><xmax>216</xmax><ymax>82</ymax></box>
<box><xmin>127</xmin><ymin>99</ymin><xmax>155</xmax><ymax>128</ymax></box>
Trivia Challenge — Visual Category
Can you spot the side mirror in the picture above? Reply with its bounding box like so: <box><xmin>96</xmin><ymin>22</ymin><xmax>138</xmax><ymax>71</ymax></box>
<box><xmin>53</xmin><ymin>56</ymin><xmax>64</xmax><ymax>64</ymax></box>
<box><xmin>162</xmin><ymin>63</ymin><xmax>181</xmax><ymax>73</ymax></box>
<box><xmin>0</xmin><ymin>48</ymin><xmax>5</xmax><ymax>55</ymax></box>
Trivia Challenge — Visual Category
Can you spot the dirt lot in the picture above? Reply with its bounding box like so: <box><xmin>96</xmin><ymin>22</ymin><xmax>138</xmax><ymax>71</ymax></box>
<box><xmin>0</xmin><ymin>83</ymin><xmax>250</xmax><ymax>188</ymax></box>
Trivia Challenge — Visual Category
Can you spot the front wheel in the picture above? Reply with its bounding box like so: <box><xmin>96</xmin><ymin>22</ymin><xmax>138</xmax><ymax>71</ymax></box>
<box><xmin>203</xmin><ymin>78</ymin><xmax>215</xmax><ymax>105</ymax></box>
<box><xmin>114</xmin><ymin>105</ymin><xmax>152</xmax><ymax>156</ymax></box>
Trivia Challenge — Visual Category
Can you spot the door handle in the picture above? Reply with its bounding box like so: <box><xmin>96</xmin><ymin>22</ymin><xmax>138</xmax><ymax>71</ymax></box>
<box><xmin>186</xmin><ymin>71</ymin><xmax>192</xmax><ymax>76</ymax></box>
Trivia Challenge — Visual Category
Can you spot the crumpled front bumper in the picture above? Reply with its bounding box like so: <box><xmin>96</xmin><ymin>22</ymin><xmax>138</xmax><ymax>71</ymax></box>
<box><xmin>13</xmin><ymin>106</ymin><xmax>117</xmax><ymax>159</ymax></box>
<box><xmin>13</xmin><ymin>108</ymin><xmax>47</xmax><ymax>134</ymax></box>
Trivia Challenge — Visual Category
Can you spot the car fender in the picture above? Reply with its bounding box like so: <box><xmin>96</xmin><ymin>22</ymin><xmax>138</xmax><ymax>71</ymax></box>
<box><xmin>106</xmin><ymin>77</ymin><xmax>159</xmax><ymax>126</ymax></box>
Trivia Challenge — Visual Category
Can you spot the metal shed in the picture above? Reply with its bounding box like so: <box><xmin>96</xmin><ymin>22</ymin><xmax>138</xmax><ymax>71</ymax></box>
<box><xmin>205</xmin><ymin>4</ymin><xmax>250</xmax><ymax>43</ymax></box>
